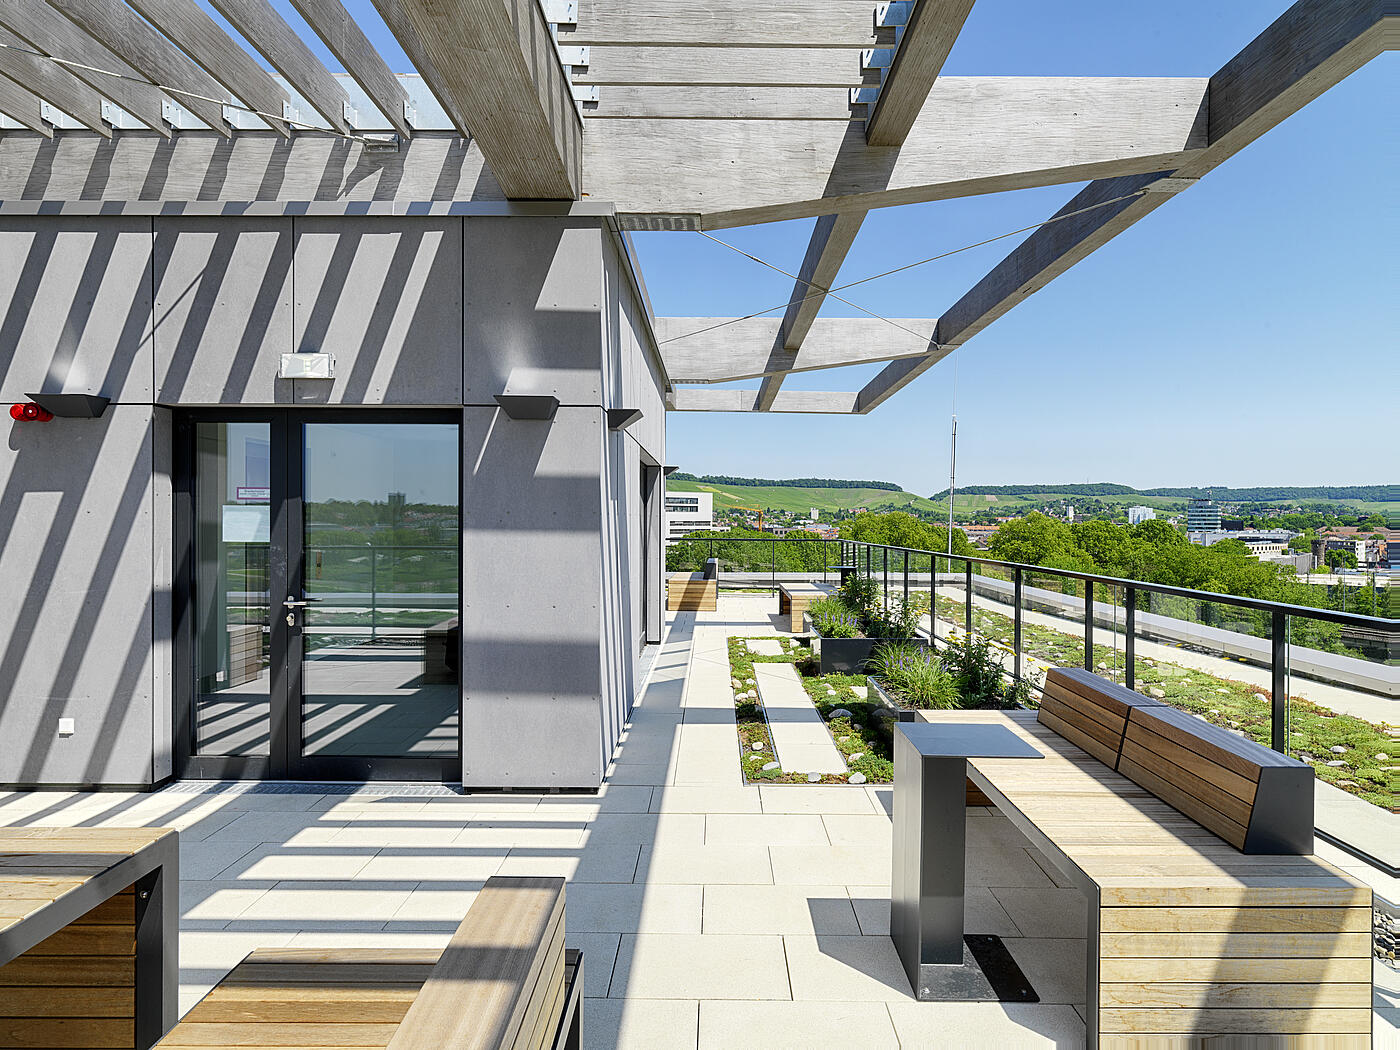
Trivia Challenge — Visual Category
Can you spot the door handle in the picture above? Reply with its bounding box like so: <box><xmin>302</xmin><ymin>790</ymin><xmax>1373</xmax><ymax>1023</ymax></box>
<box><xmin>283</xmin><ymin>595</ymin><xmax>322</xmax><ymax>608</ymax></box>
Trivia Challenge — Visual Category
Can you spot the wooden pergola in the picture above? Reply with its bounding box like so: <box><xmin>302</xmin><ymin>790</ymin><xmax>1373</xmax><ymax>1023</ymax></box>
<box><xmin>0</xmin><ymin>0</ymin><xmax>1392</xmax><ymax>413</ymax></box>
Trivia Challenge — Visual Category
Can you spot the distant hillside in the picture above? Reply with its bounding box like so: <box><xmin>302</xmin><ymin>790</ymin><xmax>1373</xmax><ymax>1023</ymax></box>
<box><xmin>929</xmin><ymin>483</ymin><xmax>1398</xmax><ymax>503</ymax></box>
<box><xmin>670</xmin><ymin>473</ymin><xmax>902</xmax><ymax>492</ymax></box>
<box><xmin>667</xmin><ymin>478</ymin><xmax>939</xmax><ymax>516</ymax></box>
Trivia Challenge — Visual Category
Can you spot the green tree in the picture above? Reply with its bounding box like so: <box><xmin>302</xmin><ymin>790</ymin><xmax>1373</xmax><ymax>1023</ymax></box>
<box><xmin>987</xmin><ymin>512</ymin><xmax>1073</xmax><ymax>565</ymax></box>
<box><xmin>1325</xmin><ymin>548</ymin><xmax>1357</xmax><ymax>570</ymax></box>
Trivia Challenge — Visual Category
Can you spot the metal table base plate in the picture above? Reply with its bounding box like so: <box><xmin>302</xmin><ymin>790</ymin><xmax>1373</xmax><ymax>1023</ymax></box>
<box><xmin>911</xmin><ymin>934</ymin><xmax>1040</xmax><ymax>1002</ymax></box>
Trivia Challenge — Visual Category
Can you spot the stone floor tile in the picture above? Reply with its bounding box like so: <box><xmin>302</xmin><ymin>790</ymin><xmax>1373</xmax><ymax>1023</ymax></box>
<box><xmin>178</xmin><ymin>928</ymin><xmax>296</xmax><ymax>1005</ymax></box>
<box><xmin>603</xmin><ymin>764</ymin><xmax>671</xmax><ymax>786</ymax></box>
<box><xmin>566</xmin><ymin>883</ymin><xmax>702</xmax><ymax>935</ymax></box>
<box><xmin>1000</xmin><ymin>937</ymin><xmax>1087</xmax><ymax>1007</ymax></box>
<box><xmin>782</xmin><ymin>934</ymin><xmax>914</xmax><ymax>1002</ymax></box>
<box><xmin>820</xmin><ymin>814</ymin><xmax>893</xmax><ymax>846</ymax></box>
<box><xmin>234</xmin><ymin>880</ymin><xmax>416</xmax><ymax>922</ymax></box>
<box><xmin>991</xmin><ymin>887</ymin><xmax>1087</xmax><ymax>939</ymax></box>
<box><xmin>567</xmin><ymin>931</ymin><xmax>622</xmax><ymax>998</ymax></box>
<box><xmin>886</xmin><ymin>1002</ymin><xmax>1086</xmax><ymax>1048</ymax></box>
<box><xmin>212</xmin><ymin>812</ymin><xmax>349</xmax><ymax>844</ymax></box>
<box><xmin>357</xmin><ymin>848</ymin><xmax>506</xmax><ymax>883</ymax></box>
<box><xmin>759</xmin><ymin>785</ymin><xmax>881</xmax><ymax>815</ymax></box>
<box><xmin>387</xmin><ymin>880</ymin><xmax>486</xmax><ymax>929</ymax></box>
<box><xmin>847</xmin><ymin>886</ymin><xmax>1021</xmax><ymax>939</ymax></box>
<box><xmin>329</xmin><ymin>823</ymin><xmax>468</xmax><ymax>846</ymax></box>
<box><xmin>453</xmin><ymin>821</ymin><xmax>586</xmax><ymax>849</ymax></box>
<box><xmin>496</xmin><ymin>843</ymin><xmax>641</xmax><ymax>884</ymax></box>
<box><xmin>702</xmin><ymin>884</ymin><xmax>859</xmax><ymax>936</ymax></box>
<box><xmin>638</xmin><ymin>843</ymin><xmax>773</xmax><ymax>885</ymax></box>
<box><xmin>769</xmin><ymin>844</ymin><xmax>889</xmax><ymax>886</ymax></box>
<box><xmin>179</xmin><ymin>878</ymin><xmax>276</xmax><ymax>928</ymax></box>
<box><xmin>609</xmin><ymin>934</ymin><xmax>790</xmax><ymax>1000</ymax></box>
<box><xmin>649</xmin><ymin>786</ymin><xmax>762</xmax><ymax>814</ymax></box>
<box><xmin>583</xmin><ymin>812</ymin><xmax>706</xmax><ymax>848</ymax></box>
<box><xmin>966</xmin><ymin>845</ymin><xmax>1055</xmax><ymax>889</ymax></box>
<box><xmin>582</xmin><ymin>998</ymin><xmax>698</xmax><ymax>1050</ymax></box>
<box><xmin>704</xmin><ymin>813</ymin><xmax>828</xmax><ymax>846</ymax></box>
<box><xmin>182</xmin><ymin>839</ymin><xmax>261</xmax><ymax>881</ymax></box>
<box><xmin>699</xmin><ymin>1000</ymin><xmax>898</xmax><ymax>1049</ymax></box>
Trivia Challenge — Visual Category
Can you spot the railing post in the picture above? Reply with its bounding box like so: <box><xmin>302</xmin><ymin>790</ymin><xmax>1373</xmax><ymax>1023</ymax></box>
<box><xmin>1013</xmin><ymin>567</ymin><xmax>1023</xmax><ymax>682</ymax></box>
<box><xmin>370</xmin><ymin>548</ymin><xmax>378</xmax><ymax>642</ymax></box>
<box><xmin>771</xmin><ymin>538</ymin><xmax>777</xmax><ymax>594</ymax></box>
<box><xmin>963</xmin><ymin>559</ymin><xmax>972</xmax><ymax>637</ymax></box>
<box><xmin>883</xmin><ymin>547</ymin><xmax>889</xmax><ymax>610</ymax></box>
<box><xmin>903</xmin><ymin>551</ymin><xmax>909</xmax><ymax>604</ymax></box>
<box><xmin>1083</xmin><ymin>578</ymin><xmax>1094</xmax><ymax>671</ymax></box>
<box><xmin>1271</xmin><ymin>609</ymin><xmax>1288</xmax><ymax>753</ymax></box>
<box><xmin>1125</xmin><ymin>585</ymin><xmax>1136</xmax><ymax>692</ymax></box>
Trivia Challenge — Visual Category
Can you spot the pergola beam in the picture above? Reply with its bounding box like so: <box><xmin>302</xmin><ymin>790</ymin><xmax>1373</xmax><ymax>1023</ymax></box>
<box><xmin>0</xmin><ymin>0</ymin><xmax>171</xmax><ymax>135</ymax></box>
<box><xmin>854</xmin><ymin>0</ymin><xmax>1399</xmax><ymax>413</ymax></box>
<box><xmin>587</xmin><ymin>76</ymin><xmax>1210</xmax><ymax>228</ymax></box>
<box><xmin>865</xmin><ymin>0</ymin><xmax>975</xmax><ymax>146</ymax></box>
<box><xmin>43</xmin><ymin>0</ymin><xmax>234</xmax><ymax>135</ymax></box>
<box><xmin>658</xmin><ymin>316</ymin><xmax>936</xmax><ymax>383</ymax></box>
<box><xmin>670</xmin><ymin>389</ymin><xmax>862</xmax><ymax>414</ymax></box>
<box><xmin>206</xmin><ymin>0</ymin><xmax>354</xmax><ymax>135</ymax></box>
<box><xmin>368</xmin><ymin>0</ymin><xmax>469</xmax><ymax>136</ymax></box>
<box><xmin>392</xmin><ymin>0</ymin><xmax>582</xmax><ymax>198</ymax></box>
<box><xmin>0</xmin><ymin>76</ymin><xmax>53</xmax><ymax>137</ymax></box>
<box><xmin>754</xmin><ymin>211</ymin><xmax>866</xmax><ymax>410</ymax></box>
<box><xmin>290</xmin><ymin>0</ymin><xmax>411</xmax><ymax>137</ymax></box>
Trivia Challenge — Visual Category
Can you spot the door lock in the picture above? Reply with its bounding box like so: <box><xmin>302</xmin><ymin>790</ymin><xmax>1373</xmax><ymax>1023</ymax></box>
<box><xmin>285</xmin><ymin>612</ymin><xmax>296</xmax><ymax>627</ymax></box>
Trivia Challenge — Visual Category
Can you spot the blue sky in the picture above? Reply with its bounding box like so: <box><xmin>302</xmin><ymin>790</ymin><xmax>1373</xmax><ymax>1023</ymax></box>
<box><xmin>221</xmin><ymin>2</ymin><xmax>1394</xmax><ymax>497</ymax></box>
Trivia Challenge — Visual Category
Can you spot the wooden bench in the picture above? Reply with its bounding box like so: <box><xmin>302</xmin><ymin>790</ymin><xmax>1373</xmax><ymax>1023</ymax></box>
<box><xmin>667</xmin><ymin>571</ymin><xmax>716</xmax><ymax>612</ymax></box>
<box><xmin>159</xmin><ymin>876</ymin><xmax>581</xmax><ymax>1050</ymax></box>
<box><xmin>777</xmin><ymin>581</ymin><xmax>826</xmax><ymax>632</ymax></box>
<box><xmin>950</xmin><ymin>668</ymin><xmax>1373</xmax><ymax>1048</ymax></box>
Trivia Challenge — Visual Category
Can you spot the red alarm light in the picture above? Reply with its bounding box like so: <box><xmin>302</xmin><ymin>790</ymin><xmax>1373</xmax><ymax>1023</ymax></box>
<box><xmin>9</xmin><ymin>402</ymin><xmax>53</xmax><ymax>422</ymax></box>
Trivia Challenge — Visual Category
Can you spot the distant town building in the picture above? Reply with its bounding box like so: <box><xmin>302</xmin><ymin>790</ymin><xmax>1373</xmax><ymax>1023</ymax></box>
<box><xmin>1193</xmin><ymin>529</ymin><xmax>1297</xmax><ymax>559</ymax></box>
<box><xmin>664</xmin><ymin>491</ymin><xmax>718</xmax><ymax>542</ymax></box>
<box><xmin>810</xmin><ymin>508</ymin><xmax>819</xmax><ymax>520</ymax></box>
<box><xmin>1128</xmin><ymin>506</ymin><xmax>1156</xmax><ymax>524</ymax></box>
<box><xmin>1186</xmin><ymin>497</ymin><xmax>1221</xmax><ymax>533</ymax></box>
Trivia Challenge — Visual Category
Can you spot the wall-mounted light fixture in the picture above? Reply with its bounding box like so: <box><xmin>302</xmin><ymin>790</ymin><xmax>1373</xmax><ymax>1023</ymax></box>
<box><xmin>24</xmin><ymin>393</ymin><xmax>111</xmax><ymax>418</ymax></box>
<box><xmin>494</xmin><ymin>394</ymin><xmax>560</xmax><ymax>421</ymax></box>
<box><xmin>280</xmin><ymin>352</ymin><xmax>335</xmax><ymax>380</ymax></box>
<box><xmin>607</xmin><ymin>408</ymin><xmax>643</xmax><ymax>431</ymax></box>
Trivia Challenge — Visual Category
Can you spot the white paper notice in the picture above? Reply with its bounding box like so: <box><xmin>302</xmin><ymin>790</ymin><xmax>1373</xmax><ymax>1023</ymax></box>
<box><xmin>222</xmin><ymin>504</ymin><xmax>270</xmax><ymax>543</ymax></box>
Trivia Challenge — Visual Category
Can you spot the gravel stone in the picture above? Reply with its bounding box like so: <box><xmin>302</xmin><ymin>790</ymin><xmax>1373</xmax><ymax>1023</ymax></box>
<box><xmin>1329</xmin><ymin>746</ymin><xmax>1347</xmax><ymax>755</ymax></box>
<box><xmin>806</xmin><ymin>772</ymin><xmax>822</xmax><ymax>783</ymax></box>
<box><xmin>848</xmin><ymin>773</ymin><xmax>867</xmax><ymax>785</ymax></box>
<box><xmin>751</xmin><ymin>742</ymin><xmax>764</xmax><ymax>751</ymax></box>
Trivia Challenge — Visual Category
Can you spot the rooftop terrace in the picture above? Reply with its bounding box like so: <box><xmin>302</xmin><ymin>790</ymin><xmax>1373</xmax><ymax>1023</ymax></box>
<box><xmin>1</xmin><ymin>595</ymin><xmax>1394</xmax><ymax>1047</ymax></box>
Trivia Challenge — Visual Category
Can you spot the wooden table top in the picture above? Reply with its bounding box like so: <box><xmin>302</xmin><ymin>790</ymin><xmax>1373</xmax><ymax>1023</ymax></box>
<box><xmin>922</xmin><ymin>710</ymin><xmax>1366</xmax><ymax>901</ymax></box>
<box><xmin>0</xmin><ymin>827</ymin><xmax>176</xmax><ymax>949</ymax></box>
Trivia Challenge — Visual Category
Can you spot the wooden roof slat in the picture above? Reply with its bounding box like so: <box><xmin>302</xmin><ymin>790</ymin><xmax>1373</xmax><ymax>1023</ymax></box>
<box><xmin>0</xmin><ymin>74</ymin><xmax>54</xmax><ymax>136</ymax></box>
<box><xmin>574</xmin><ymin>46</ymin><xmax>874</xmax><ymax>87</ymax></box>
<box><xmin>43</xmin><ymin>0</ymin><xmax>233</xmax><ymax>136</ymax></box>
<box><xmin>368</xmin><ymin>0</ymin><xmax>469</xmax><ymax>136</ymax></box>
<box><xmin>0</xmin><ymin>0</ymin><xmax>170</xmax><ymax>136</ymax></box>
<box><xmin>560</xmin><ymin>0</ymin><xmax>885</xmax><ymax>48</ymax></box>
<box><xmin>122</xmin><ymin>0</ymin><xmax>292</xmax><ymax>136</ymax></box>
<box><xmin>206</xmin><ymin>0</ymin><xmax>354</xmax><ymax>135</ymax></box>
<box><xmin>865</xmin><ymin>0</ymin><xmax>975</xmax><ymax>146</ymax></box>
<box><xmin>289</xmin><ymin>0</ymin><xmax>411</xmax><ymax>138</ymax></box>
<box><xmin>0</xmin><ymin>24</ymin><xmax>111</xmax><ymax>136</ymax></box>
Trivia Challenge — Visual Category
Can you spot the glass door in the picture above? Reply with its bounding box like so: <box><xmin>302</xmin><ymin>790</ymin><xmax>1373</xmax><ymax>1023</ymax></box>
<box><xmin>291</xmin><ymin>422</ymin><xmax>461</xmax><ymax>777</ymax></box>
<box><xmin>179</xmin><ymin>411</ymin><xmax>461</xmax><ymax>781</ymax></box>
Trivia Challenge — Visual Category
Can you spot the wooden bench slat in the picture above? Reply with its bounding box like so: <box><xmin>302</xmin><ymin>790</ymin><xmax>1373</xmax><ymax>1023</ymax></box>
<box><xmin>1122</xmin><ymin>722</ymin><xmax>1259</xmax><ymax>804</ymax></box>
<box><xmin>1099</xmin><ymin>981</ymin><xmax>1372</xmax><ymax>1010</ymax></box>
<box><xmin>1098</xmin><ymin>1036</ymin><xmax>1370</xmax><ymax>1050</ymax></box>
<box><xmin>183</xmin><ymin>997</ymin><xmax>416</xmax><ymax>1024</ymax></box>
<box><xmin>1115</xmin><ymin>754</ymin><xmax>1250</xmax><ymax>849</ymax></box>
<box><xmin>1099</xmin><ymin>932</ymin><xmax>1373</xmax><ymax>959</ymax></box>
<box><xmin>1035</xmin><ymin>707</ymin><xmax>1119</xmax><ymax>767</ymax></box>
<box><xmin>159</xmin><ymin>1022</ymin><xmax>402</xmax><ymax>1045</ymax></box>
<box><xmin>0</xmin><ymin>986</ymin><xmax>133</xmax><ymax>1016</ymax></box>
<box><xmin>1099</xmin><ymin>907</ymin><xmax>1372</xmax><ymax>935</ymax></box>
<box><xmin>1098</xmin><ymin>1006</ymin><xmax>1372</xmax><ymax>1035</ymax></box>
<box><xmin>1099</xmin><ymin>955</ymin><xmax>1372</xmax><ymax>984</ymax></box>
<box><xmin>1098</xmin><ymin>880</ymin><xmax>1372</xmax><ymax>908</ymax></box>
<box><xmin>0</xmin><ymin>1018</ymin><xmax>134</xmax><ymax>1048</ymax></box>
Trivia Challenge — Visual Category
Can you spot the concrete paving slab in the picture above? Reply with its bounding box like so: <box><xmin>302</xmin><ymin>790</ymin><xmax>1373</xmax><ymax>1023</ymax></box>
<box><xmin>609</xmin><ymin>933</ymin><xmax>791</xmax><ymax>1000</ymax></box>
<box><xmin>782</xmin><ymin>933</ymin><xmax>913</xmax><ymax>1002</ymax></box>
<box><xmin>702</xmin><ymin>884</ymin><xmax>860</xmax><ymax>935</ymax></box>
<box><xmin>582</xmin><ymin>998</ymin><xmax>699</xmax><ymax>1050</ymax></box>
<box><xmin>754</xmin><ymin>663</ymin><xmax>846</xmax><ymax>775</ymax></box>
<box><xmin>704</xmin><ymin>813</ymin><xmax>829</xmax><ymax>845</ymax></box>
<box><xmin>886</xmin><ymin>1002</ymin><xmax>1086</xmax><ymax>1048</ymax></box>
<box><xmin>745</xmin><ymin>639</ymin><xmax>785</xmax><ymax>657</ymax></box>
<box><xmin>699</xmin><ymin>1000</ymin><xmax>899</xmax><ymax>1049</ymax></box>
<box><xmin>565</xmin><ymin>883</ymin><xmax>703</xmax><ymax>935</ymax></box>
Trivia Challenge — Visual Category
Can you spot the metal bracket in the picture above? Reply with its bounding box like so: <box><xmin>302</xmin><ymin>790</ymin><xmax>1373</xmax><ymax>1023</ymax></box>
<box><xmin>162</xmin><ymin>98</ymin><xmax>191</xmax><ymax>130</ymax></box>
<box><xmin>342</xmin><ymin>100</ymin><xmax>357</xmax><ymax>127</ymax></box>
<box><xmin>557</xmin><ymin>45</ymin><xmax>590</xmax><ymax>67</ymax></box>
<box><xmin>540</xmin><ymin>0</ymin><xmax>577</xmax><ymax>24</ymax></box>
<box><xmin>571</xmin><ymin>84</ymin><xmax>600</xmax><ymax>103</ymax></box>
<box><xmin>39</xmin><ymin>102</ymin><xmax>60</xmax><ymax>127</ymax></box>
<box><xmin>862</xmin><ymin>48</ymin><xmax>895</xmax><ymax>70</ymax></box>
<box><xmin>402</xmin><ymin>98</ymin><xmax>417</xmax><ymax>129</ymax></box>
<box><xmin>876</xmin><ymin>1</ymin><xmax>913</xmax><ymax>27</ymax></box>
<box><xmin>850</xmin><ymin>87</ymin><xmax>880</xmax><ymax>105</ymax></box>
<box><xmin>100</xmin><ymin>100</ymin><xmax>118</xmax><ymax>127</ymax></box>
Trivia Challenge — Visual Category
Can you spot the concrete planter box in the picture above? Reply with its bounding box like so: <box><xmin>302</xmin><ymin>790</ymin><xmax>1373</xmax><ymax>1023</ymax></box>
<box><xmin>805</xmin><ymin>614</ymin><xmax>929</xmax><ymax>674</ymax></box>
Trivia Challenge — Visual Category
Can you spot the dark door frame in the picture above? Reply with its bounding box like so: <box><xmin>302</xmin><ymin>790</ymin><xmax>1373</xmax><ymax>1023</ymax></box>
<box><xmin>173</xmin><ymin>407</ymin><xmax>463</xmax><ymax>783</ymax></box>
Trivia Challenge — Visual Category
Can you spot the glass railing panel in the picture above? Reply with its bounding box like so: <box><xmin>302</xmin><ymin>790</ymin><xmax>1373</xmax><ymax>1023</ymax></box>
<box><xmin>1286</xmin><ymin>613</ymin><xmax>1396</xmax><ymax>849</ymax></box>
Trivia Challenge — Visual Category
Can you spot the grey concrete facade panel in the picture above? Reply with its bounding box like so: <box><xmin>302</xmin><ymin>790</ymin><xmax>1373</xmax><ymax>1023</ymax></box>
<box><xmin>292</xmin><ymin>217</ymin><xmax>465</xmax><ymax>405</ymax></box>
<box><xmin>463</xmin><ymin>219</ymin><xmax>605</xmax><ymax>405</ymax></box>
<box><xmin>0</xmin><ymin>217</ymin><xmax>154</xmax><ymax>406</ymax></box>
<box><xmin>153</xmin><ymin>217</ymin><xmax>296</xmax><ymax>405</ymax></box>
<box><xmin>0</xmin><ymin>406</ymin><xmax>156</xmax><ymax>786</ymax></box>
<box><xmin>460</xmin><ymin>404</ymin><xmax>606</xmax><ymax>789</ymax></box>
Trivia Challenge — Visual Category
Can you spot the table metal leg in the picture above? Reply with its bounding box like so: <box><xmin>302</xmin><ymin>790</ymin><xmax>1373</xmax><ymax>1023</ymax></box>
<box><xmin>134</xmin><ymin>855</ymin><xmax>178</xmax><ymax>1049</ymax></box>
